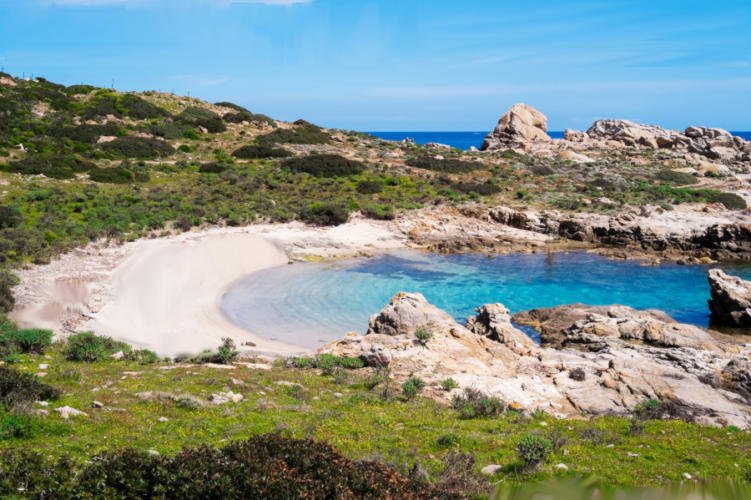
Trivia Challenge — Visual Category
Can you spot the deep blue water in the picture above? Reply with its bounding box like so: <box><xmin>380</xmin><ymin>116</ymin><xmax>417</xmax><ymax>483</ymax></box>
<box><xmin>368</xmin><ymin>131</ymin><xmax>751</xmax><ymax>151</ymax></box>
<box><xmin>221</xmin><ymin>251</ymin><xmax>751</xmax><ymax>349</ymax></box>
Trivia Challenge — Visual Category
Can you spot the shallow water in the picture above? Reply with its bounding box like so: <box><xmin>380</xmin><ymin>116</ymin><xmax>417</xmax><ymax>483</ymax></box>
<box><xmin>220</xmin><ymin>251</ymin><xmax>751</xmax><ymax>349</ymax></box>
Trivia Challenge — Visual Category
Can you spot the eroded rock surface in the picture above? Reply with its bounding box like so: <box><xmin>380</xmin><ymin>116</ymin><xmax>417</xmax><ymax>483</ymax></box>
<box><xmin>320</xmin><ymin>293</ymin><xmax>751</xmax><ymax>428</ymax></box>
<box><xmin>708</xmin><ymin>269</ymin><xmax>751</xmax><ymax>327</ymax></box>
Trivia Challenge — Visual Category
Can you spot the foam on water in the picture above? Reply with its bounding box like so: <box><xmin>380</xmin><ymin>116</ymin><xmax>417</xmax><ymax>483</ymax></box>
<box><xmin>220</xmin><ymin>251</ymin><xmax>751</xmax><ymax>349</ymax></box>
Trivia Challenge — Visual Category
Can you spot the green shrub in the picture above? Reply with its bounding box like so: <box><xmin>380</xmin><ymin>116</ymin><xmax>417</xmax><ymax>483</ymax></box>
<box><xmin>191</xmin><ymin>338</ymin><xmax>237</xmax><ymax>365</ymax></box>
<box><xmin>100</xmin><ymin>136</ymin><xmax>175</xmax><ymax>159</ymax></box>
<box><xmin>118</xmin><ymin>94</ymin><xmax>169</xmax><ymax>120</ymax></box>
<box><xmin>406</xmin><ymin>156</ymin><xmax>480</xmax><ymax>173</ymax></box>
<box><xmin>0</xmin><ymin>412</ymin><xmax>33</xmax><ymax>439</ymax></box>
<box><xmin>530</xmin><ymin>164</ymin><xmax>555</xmax><ymax>176</ymax></box>
<box><xmin>710</xmin><ymin>192</ymin><xmax>747</xmax><ymax>210</ymax></box>
<box><xmin>289</xmin><ymin>356</ymin><xmax>314</xmax><ymax>369</ymax></box>
<box><xmin>436</xmin><ymin>433</ymin><xmax>459</xmax><ymax>448</ymax></box>
<box><xmin>3</xmin><ymin>154</ymin><xmax>96</xmax><ymax>179</ymax></box>
<box><xmin>440</xmin><ymin>377</ymin><xmax>459</xmax><ymax>391</ymax></box>
<box><xmin>516</xmin><ymin>434</ymin><xmax>552</xmax><ymax>469</ymax></box>
<box><xmin>0</xmin><ymin>206</ymin><xmax>22</xmax><ymax>230</ymax></box>
<box><xmin>360</xmin><ymin>204</ymin><xmax>395</xmax><ymax>220</ymax></box>
<box><xmin>337</xmin><ymin>356</ymin><xmax>364</xmax><ymax>369</ymax></box>
<box><xmin>634</xmin><ymin>398</ymin><xmax>664</xmax><ymax>420</ymax></box>
<box><xmin>282</xmin><ymin>154</ymin><xmax>365</xmax><ymax>178</ymax></box>
<box><xmin>2</xmin><ymin>328</ymin><xmax>52</xmax><ymax>354</ymax></box>
<box><xmin>257</xmin><ymin>123</ymin><xmax>330</xmax><ymax>145</ymax></box>
<box><xmin>401</xmin><ymin>376</ymin><xmax>426</xmax><ymax>400</ymax></box>
<box><xmin>0</xmin><ymin>270</ymin><xmax>19</xmax><ymax>313</ymax></box>
<box><xmin>214</xmin><ymin>102</ymin><xmax>250</xmax><ymax>113</ymax></box>
<box><xmin>356</xmin><ymin>180</ymin><xmax>383</xmax><ymax>194</ymax></box>
<box><xmin>450</xmin><ymin>388</ymin><xmax>506</xmax><ymax>419</ymax></box>
<box><xmin>0</xmin><ymin>366</ymin><xmax>60</xmax><ymax>411</ymax></box>
<box><xmin>0</xmin><ymin>434</ymin><xmax>448</xmax><ymax>497</ymax></box>
<box><xmin>198</xmin><ymin>162</ymin><xmax>228</xmax><ymax>174</ymax></box>
<box><xmin>451</xmin><ymin>182</ymin><xmax>501</xmax><ymax>196</ymax></box>
<box><xmin>175</xmin><ymin>107</ymin><xmax>226</xmax><ymax>133</ymax></box>
<box><xmin>299</xmin><ymin>202</ymin><xmax>350</xmax><ymax>226</ymax></box>
<box><xmin>89</xmin><ymin>166</ymin><xmax>148</xmax><ymax>184</ymax></box>
<box><xmin>655</xmin><ymin>169</ymin><xmax>698</xmax><ymax>185</ymax></box>
<box><xmin>126</xmin><ymin>349</ymin><xmax>160</xmax><ymax>365</ymax></box>
<box><xmin>64</xmin><ymin>332</ymin><xmax>130</xmax><ymax>362</ymax></box>
<box><xmin>232</xmin><ymin>144</ymin><xmax>291</xmax><ymax>159</ymax></box>
<box><xmin>414</xmin><ymin>327</ymin><xmax>433</xmax><ymax>346</ymax></box>
<box><xmin>61</xmin><ymin>123</ymin><xmax>124</xmax><ymax>144</ymax></box>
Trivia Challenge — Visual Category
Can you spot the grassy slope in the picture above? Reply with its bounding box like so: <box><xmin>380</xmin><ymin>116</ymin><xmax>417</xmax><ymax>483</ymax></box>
<box><xmin>3</xmin><ymin>346</ymin><xmax>750</xmax><ymax>488</ymax></box>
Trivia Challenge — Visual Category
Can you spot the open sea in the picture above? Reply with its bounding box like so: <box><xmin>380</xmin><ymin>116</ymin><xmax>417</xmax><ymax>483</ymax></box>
<box><xmin>368</xmin><ymin>131</ymin><xmax>751</xmax><ymax>151</ymax></box>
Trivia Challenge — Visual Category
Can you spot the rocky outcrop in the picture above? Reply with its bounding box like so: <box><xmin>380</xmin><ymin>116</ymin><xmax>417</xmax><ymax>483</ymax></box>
<box><xmin>320</xmin><ymin>293</ymin><xmax>751</xmax><ymax>428</ymax></box>
<box><xmin>481</xmin><ymin>103</ymin><xmax>551</xmax><ymax>151</ymax></box>
<box><xmin>488</xmin><ymin>204</ymin><xmax>751</xmax><ymax>261</ymax></box>
<box><xmin>708</xmin><ymin>269</ymin><xmax>751</xmax><ymax>326</ymax></box>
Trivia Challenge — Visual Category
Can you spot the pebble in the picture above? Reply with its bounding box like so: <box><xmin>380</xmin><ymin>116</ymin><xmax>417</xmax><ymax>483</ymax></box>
<box><xmin>36</xmin><ymin>401</ymin><xmax>49</xmax><ymax>407</ymax></box>
<box><xmin>332</xmin><ymin>392</ymin><xmax>344</xmax><ymax>398</ymax></box>
<box><xmin>683</xmin><ymin>473</ymin><xmax>692</xmax><ymax>480</ymax></box>
<box><xmin>158</xmin><ymin>417</ymin><xmax>169</xmax><ymax>423</ymax></box>
<box><xmin>38</xmin><ymin>363</ymin><xmax>48</xmax><ymax>370</ymax></box>
<box><xmin>480</xmin><ymin>464</ymin><xmax>502</xmax><ymax>476</ymax></box>
<box><xmin>91</xmin><ymin>401</ymin><xmax>104</xmax><ymax>409</ymax></box>
<box><xmin>55</xmin><ymin>406</ymin><xmax>88</xmax><ymax>419</ymax></box>
<box><xmin>554</xmin><ymin>463</ymin><xmax>569</xmax><ymax>472</ymax></box>
<box><xmin>627</xmin><ymin>452</ymin><xmax>640</xmax><ymax>458</ymax></box>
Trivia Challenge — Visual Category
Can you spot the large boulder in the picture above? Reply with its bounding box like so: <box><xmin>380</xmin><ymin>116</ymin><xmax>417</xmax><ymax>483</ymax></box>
<box><xmin>585</xmin><ymin>119</ymin><xmax>678</xmax><ymax>149</ymax></box>
<box><xmin>481</xmin><ymin>103</ymin><xmax>551</xmax><ymax>151</ymax></box>
<box><xmin>708</xmin><ymin>269</ymin><xmax>751</xmax><ymax>327</ymax></box>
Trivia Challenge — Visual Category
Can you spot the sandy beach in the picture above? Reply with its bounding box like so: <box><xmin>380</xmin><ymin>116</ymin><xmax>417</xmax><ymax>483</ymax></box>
<box><xmin>10</xmin><ymin>218</ymin><xmax>408</xmax><ymax>357</ymax></box>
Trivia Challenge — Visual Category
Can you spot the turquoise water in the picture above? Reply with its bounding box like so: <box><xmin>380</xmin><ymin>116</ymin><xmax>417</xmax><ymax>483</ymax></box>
<box><xmin>220</xmin><ymin>251</ymin><xmax>751</xmax><ymax>349</ymax></box>
<box><xmin>368</xmin><ymin>131</ymin><xmax>751</xmax><ymax>151</ymax></box>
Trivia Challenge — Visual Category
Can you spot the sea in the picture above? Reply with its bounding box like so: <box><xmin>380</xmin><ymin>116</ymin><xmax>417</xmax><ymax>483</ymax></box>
<box><xmin>368</xmin><ymin>131</ymin><xmax>751</xmax><ymax>151</ymax></box>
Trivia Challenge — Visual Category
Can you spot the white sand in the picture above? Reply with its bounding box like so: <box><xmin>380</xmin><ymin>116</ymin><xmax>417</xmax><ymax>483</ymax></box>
<box><xmin>10</xmin><ymin>218</ymin><xmax>408</xmax><ymax>357</ymax></box>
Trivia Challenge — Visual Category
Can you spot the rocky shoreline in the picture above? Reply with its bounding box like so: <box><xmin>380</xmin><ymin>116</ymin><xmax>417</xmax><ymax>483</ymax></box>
<box><xmin>321</xmin><ymin>290</ymin><xmax>751</xmax><ymax>429</ymax></box>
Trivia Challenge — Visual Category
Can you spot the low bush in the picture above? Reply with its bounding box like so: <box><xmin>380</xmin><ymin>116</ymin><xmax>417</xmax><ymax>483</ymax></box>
<box><xmin>289</xmin><ymin>354</ymin><xmax>363</xmax><ymax>371</ymax></box>
<box><xmin>118</xmin><ymin>94</ymin><xmax>169</xmax><ymax>120</ymax></box>
<box><xmin>414</xmin><ymin>327</ymin><xmax>433</xmax><ymax>346</ymax></box>
<box><xmin>569</xmin><ymin>367</ymin><xmax>586</xmax><ymax>381</ymax></box>
<box><xmin>3</xmin><ymin>154</ymin><xmax>96</xmax><ymax>179</ymax></box>
<box><xmin>450</xmin><ymin>388</ymin><xmax>506</xmax><ymax>419</ymax></box>
<box><xmin>0</xmin><ymin>434</ymin><xmax>448</xmax><ymax>497</ymax></box>
<box><xmin>0</xmin><ymin>206</ymin><xmax>22</xmax><ymax>230</ymax></box>
<box><xmin>190</xmin><ymin>338</ymin><xmax>238</xmax><ymax>365</ymax></box>
<box><xmin>440</xmin><ymin>377</ymin><xmax>459</xmax><ymax>391</ymax></box>
<box><xmin>530</xmin><ymin>164</ymin><xmax>556</xmax><ymax>176</ymax></box>
<box><xmin>89</xmin><ymin>166</ymin><xmax>148</xmax><ymax>184</ymax></box>
<box><xmin>198</xmin><ymin>162</ymin><xmax>228</xmax><ymax>174</ymax></box>
<box><xmin>0</xmin><ymin>366</ymin><xmax>60</xmax><ymax>411</ymax></box>
<box><xmin>232</xmin><ymin>144</ymin><xmax>291</xmax><ymax>159</ymax></box>
<box><xmin>0</xmin><ymin>270</ymin><xmax>18</xmax><ymax>313</ymax></box>
<box><xmin>516</xmin><ymin>434</ymin><xmax>552</xmax><ymax>469</ymax></box>
<box><xmin>402</xmin><ymin>376</ymin><xmax>426</xmax><ymax>400</ymax></box>
<box><xmin>360</xmin><ymin>203</ymin><xmax>395</xmax><ymax>220</ymax></box>
<box><xmin>0</xmin><ymin>412</ymin><xmax>33</xmax><ymax>440</ymax></box>
<box><xmin>356</xmin><ymin>180</ymin><xmax>383</xmax><ymax>194</ymax></box>
<box><xmin>64</xmin><ymin>332</ymin><xmax>131</xmax><ymax>362</ymax></box>
<box><xmin>406</xmin><ymin>156</ymin><xmax>480</xmax><ymax>173</ymax></box>
<box><xmin>214</xmin><ymin>101</ymin><xmax>250</xmax><ymax>113</ymax></box>
<box><xmin>1</xmin><ymin>328</ymin><xmax>52</xmax><ymax>354</ymax></box>
<box><xmin>299</xmin><ymin>202</ymin><xmax>350</xmax><ymax>226</ymax></box>
<box><xmin>175</xmin><ymin>107</ymin><xmax>226</xmax><ymax>134</ymax></box>
<box><xmin>282</xmin><ymin>154</ymin><xmax>365</xmax><ymax>178</ymax></box>
<box><xmin>451</xmin><ymin>182</ymin><xmax>501</xmax><ymax>196</ymax></box>
<box><xmin>257</xmin><ymin>123</ymin><xmax>330</xmax><ymax>145</ymax></box>
<box><xmin>655</xmin><ymin>169</ymin><xmax>699</xmax><ymax>185</ymax></box>
<box><xmin>126</xmin><ymin>349</ymin><xmax>160</xmax><ymax>365</ymax></box>
<box><xmin>100</xmin><ymin>136</ymin><xmax>175</xmax><ymax>159</ymax></box>
<box><xmin>634</xmin><ymin>398</ymin><xmax>664</xmax><ymax>420</ymax></box>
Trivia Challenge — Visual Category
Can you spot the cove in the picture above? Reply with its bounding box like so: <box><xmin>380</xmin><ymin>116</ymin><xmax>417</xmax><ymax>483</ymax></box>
<box><xmin>220</xmin><ymin>251</ymin><xmax>751</xmax><ymax>349</ymax></box>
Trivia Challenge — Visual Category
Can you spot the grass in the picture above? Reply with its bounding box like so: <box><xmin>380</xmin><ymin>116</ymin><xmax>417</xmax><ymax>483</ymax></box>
<box><xmin>2</xmin><ymin>345</ymin><xmax>750</xmax><ymax>488</ymax></box>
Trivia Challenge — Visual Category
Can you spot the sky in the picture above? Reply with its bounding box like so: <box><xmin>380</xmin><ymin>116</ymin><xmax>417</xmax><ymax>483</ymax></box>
<box><xmin>0</xmin><ymin>0</ymin><xmax>749</xmax><ymax>131</ymax></box>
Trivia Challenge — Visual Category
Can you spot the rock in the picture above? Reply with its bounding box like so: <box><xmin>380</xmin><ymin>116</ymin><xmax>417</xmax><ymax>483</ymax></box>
<box><xmin>35</xmin><ymin>401</ymin><xmax>49</xmax><ymax>407</ymax></box>
<box><xmin>209</xmin><ymin>391</ymin><xmax>244</xmax><ymax>404</ymax></box>
<box><xmin>554</xmin><ymin>463</ymin><xmax>569</xmax><ymax>472</ymax></box>
<box><xmin>158</xmin><ymin>416</ymin><xmax>169</xmax><ymax>422</ymax></box>
<box><xmin>468</xmin><ymin>146</ymin><xmax>479</xmax><ymax>152</ymax></box>
<box><xmin>707</xmin><ymin>269</ymin><xmax>751</xmax><ymax>327</ymax></box>
<box><xmin>91</xmin><ymin>401</ymin><xmax>104</xmax><ymax>409</ymax></box>
<box><xmin>110</xmin><ymin>351</ymin><xmax>124</xmax><ymax>360</ymax></box>
<box><xmin>147</xmin><ymin>449</ymin><xmax>160</xmax><ymax>457</ymax></box>
<box><xmin>425</xmin><ymin>142</ymin><xmax>451</xmax><ymax>150</ymax></box>
<box><xmin>557</xmin><ymin>150</ymin><xmax>594</xmax><ymax>164</ymax></box>
<box><xmin>481</xmin><ymin>103</ymin><xmax>551</xmax><ymax>151</ymax></box>
<box><xmin>682</xmin><ymin>472</ymin><xmax>693</xmax><ymax>480</ymax></box>
<box><xmin>38</xmin><ymin>363</ymin><xmax>48</xmax><ymax>370</ymax></box>
<box><xmin>55</xmin><ymin>406</ymin><xmax>88</xmax><ymax>419</ymax></box>
<box><xmin>564</xmin><ymin>129</ymin><xmax>586</xmax><ymax>142</ymax></box>
<box><xmin>319</xmin><ymin>293</ymin><xmax>751</xmax><ymax>428</ymax></box>
<box><xmin>96</xmin><ymin>135</ymin><xmax>117</xmax><ymax>144</ymax></box>
<box><xmin>401</xmin><ymin>137</ymin><xmax>416</xmax><ymax>146</ymax></box>
<box><xmin>332</xmin><ymin>392</ymin><xmax>344</xmax><ymax>398</ymax></box>
<box><xmin>480</xmin><ymin>464</ymin><xmax>502</xmax><ymax>475</ymax></box>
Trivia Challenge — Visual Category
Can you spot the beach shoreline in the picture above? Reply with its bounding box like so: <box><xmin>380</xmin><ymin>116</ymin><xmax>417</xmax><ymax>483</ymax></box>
<box><xmin>10</xmin><ymin>218</ymin><xmax>409</xmax><ymax>357</ymax></box>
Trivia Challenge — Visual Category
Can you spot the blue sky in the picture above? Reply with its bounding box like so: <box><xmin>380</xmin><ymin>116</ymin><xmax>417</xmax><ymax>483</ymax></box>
<box><xmin>0</xmin><ymin>0</ymin><xmax>749</xmax><ymax>131</ymax></box>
